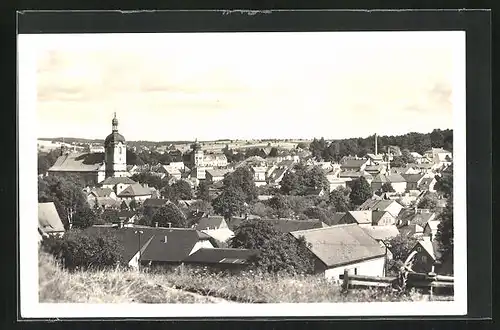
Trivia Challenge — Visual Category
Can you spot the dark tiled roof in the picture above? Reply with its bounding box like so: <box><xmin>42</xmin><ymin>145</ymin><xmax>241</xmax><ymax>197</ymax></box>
<box><xmin>371</xmin><ymin>210</ymin><xmax>390</xmax><ymax>224</ymax></box>
<box><xmin>85</xmin><ymin>227</ymin><xmax>211</xmax><ymax>263</ymax></box>
<box><xmin>183</xmin><ymin>248</ymin><xmax>259</xmax><ymax>264</ymax></box>
<box><xmin>101</xmin><ymin>176</ymin><xmax>136</xmax><ymax>185</ymax></box>
<box><xmin>38</xmin><ymin>202</ymin><xmax>65</xmax><ymax>233</ymax></box>
<box><xmin>358</xmin><ymin>199</ymin><xmax>401</xmax><ymax>213</ymax></box>
<box><xmin>322</xmin><ymin>212</ymin><xmax>346</xmax><ymax>226</ymax></box>
<box><xmin>290</xmin><ymin>224</ymin><xmax>386</xmax><ymax>267</ymax></box>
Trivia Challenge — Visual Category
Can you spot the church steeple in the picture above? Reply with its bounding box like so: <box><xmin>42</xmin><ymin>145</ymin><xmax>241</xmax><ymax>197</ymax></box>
<box><xmin>112</xmin><ymin>112</ymin><xmax>118</xmax><ymax>132</ymax></box>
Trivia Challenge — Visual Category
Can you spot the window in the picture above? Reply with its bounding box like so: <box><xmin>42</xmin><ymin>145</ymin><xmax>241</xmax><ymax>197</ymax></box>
<box><xmin>421</xmin><ymin>255</ymin><xmax>427</xmax><ymax>263</ymax></box>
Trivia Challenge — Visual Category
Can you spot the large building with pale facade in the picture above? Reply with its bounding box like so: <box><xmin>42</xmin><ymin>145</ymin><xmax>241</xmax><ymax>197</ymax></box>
<box><xmin>47</xmin><ymin>113</ymin><xmax>130</xmax><ymax>186</ymax></box>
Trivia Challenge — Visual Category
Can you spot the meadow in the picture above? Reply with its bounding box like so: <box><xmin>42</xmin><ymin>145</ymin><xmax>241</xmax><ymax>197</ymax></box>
<box><xmin>39</xmin><ymin>251</ymin><xmax>452</xmax><ymax>304</ymax></box>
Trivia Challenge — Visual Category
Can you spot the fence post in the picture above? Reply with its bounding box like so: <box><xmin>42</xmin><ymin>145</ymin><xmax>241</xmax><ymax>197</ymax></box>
<box><xmin>428</xmin><ymin>266</ymin><xmax>436</xmax><ymax>300</ymax></box>
<box><xmin>341</xmin><ymin>269</ymin><xmax>349</xmax><ymax>293</ymax></box>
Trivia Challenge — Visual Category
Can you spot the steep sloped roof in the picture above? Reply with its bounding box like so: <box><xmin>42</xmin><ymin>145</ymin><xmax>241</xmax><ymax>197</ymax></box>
<box><xmin>361</xmin><ymin>225</ymin><xmax>400</xmax><ymax>241</ymax></box>
<box><xmin>371</xmin><ymin>210</ymin><xmax>393</xmax><ymax>224</ymax></box>
<box><xmin>341</xmin><ymin>159</ymin><xmax>368</xmax><ymax>168</ymax></box>
<box><xmin>290</xmin><ymin>224</ymin><xmax>386</xmax><ymax>267</ymax></box>
<box><xmin>402</xmin><ymin>173</ymin><xmax>425</xmax><ymax>183</ymax></box>
<box><xmin>196</xmin><ymin>216</ymin><xmax>226</xmax><ymax>230</ymax></box>
<box><xmin>347</xmin><ymin>211</ymin><xmax>372</xmax><ymax>224</ymax></box>
<box><xmin>201</xmin><ymin>228</ymin><xmax>235</xmax><ymax>243</ymax></box>
<box><xmin>101</xmin><ymin>176</ymin><xmax>136</xmax><ymax>186</ymax></box>
<box><xmin>117</xmin><ymin>183</ymin><xmax>152</xmax><ymax>197</ymax></box>
<box><xmin>89</xmin><ymin>187</ymin><xmax>114</xmax><ymax>198</ymax></box>
<box><xmin>48</xmin><ymin>152</ymin><xmax>104</xmax><ymax>172</ymax></box>
<box><xmin>322</xmin><ymin>212</ymin><xmax>346</xmax><ymax>226</ymax></box>
<box><xmin>38</xmin><ymin>202</ymin><xmax>65</xmax><ymax>233</ymax></box>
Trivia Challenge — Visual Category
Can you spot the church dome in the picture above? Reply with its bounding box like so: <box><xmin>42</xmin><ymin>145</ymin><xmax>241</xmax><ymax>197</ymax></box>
<box><xmin>104</xmin><ymin>131</ymin><xmax>126</xmax><ymax>146</ymax></box>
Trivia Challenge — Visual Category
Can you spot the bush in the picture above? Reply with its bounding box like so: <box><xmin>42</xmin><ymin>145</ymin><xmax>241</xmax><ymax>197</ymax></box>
<box><xmin>41</xmin><ymin>229</ymin><xmax>124</xmax><ymax>271</ymax></box>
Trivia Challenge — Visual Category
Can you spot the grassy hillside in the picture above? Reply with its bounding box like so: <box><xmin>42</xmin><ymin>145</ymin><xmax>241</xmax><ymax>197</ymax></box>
<box><xmin>39</xmin><ymin>251</ymin><xmax>451</xmax><ymax>304</ymax></box>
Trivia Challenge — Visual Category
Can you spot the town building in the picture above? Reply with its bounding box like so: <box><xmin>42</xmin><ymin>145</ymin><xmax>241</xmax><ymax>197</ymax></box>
<box><xmin>290</xmin><ymin>224</ymin><xmax>387</xmax><ymax>281</ymax></box>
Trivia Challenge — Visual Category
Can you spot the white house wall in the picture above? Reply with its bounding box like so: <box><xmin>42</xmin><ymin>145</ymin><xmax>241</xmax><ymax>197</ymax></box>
<box><xmin>391</xmin><ymin>182</ymin><xmax>407</xmax><ymax>194</ymax></box>
<box><xmin>189</xmin><ymin>240</ymin><xmax>214</xmax><ymax>255</ymax></box>
<box><xmin>323</xmin><ymin>256</ymin><xmax>386</xmax><ymax>281</ymax></box>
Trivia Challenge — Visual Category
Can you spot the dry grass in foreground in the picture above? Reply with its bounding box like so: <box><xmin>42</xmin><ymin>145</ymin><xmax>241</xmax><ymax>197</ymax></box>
<box><xmin>39</xmin><ymin>252</ymin><xmax>453</xmax><ymax>303</ymax></box>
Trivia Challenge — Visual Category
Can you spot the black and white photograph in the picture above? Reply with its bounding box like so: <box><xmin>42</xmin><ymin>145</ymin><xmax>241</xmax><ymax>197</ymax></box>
<box><xmin>18</xmin><ymin>23</ymin><xmax>468</xmax><ymax>318</ymax></box>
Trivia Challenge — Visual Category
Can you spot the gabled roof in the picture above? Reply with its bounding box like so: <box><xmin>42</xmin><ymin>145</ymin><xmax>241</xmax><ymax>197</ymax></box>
<box><xmin>85</xmin><ymin>227</ymin><xmax>212</xmax><ymax>263</ymax></box>
<box><xmin>196</xmin><ymin>216</ymin><xmax>226</xmax><ymax>230</ymax></box>
<box><xmin>358</xmin><ymin>199</ymin><xmax>402</xmax><ymax>213</ymax></box>
<box><xmin>322</xmin><ymin>212</ymin><xmax>346</xmax><ymax>226</ymax></box>
<box><xmin>347</xmin><ymin>211</ymin><xmax>372</xmax><ymax>224</ymax></box>
<box><xmin>419</xmin><ymin>177</ymin><xmax>435</xmax><ymax>189</ymax></box>
<box><xmin>89</xmin><ymin>187</ymin><xmax>114</xmax><ymax>198</ymax></box>
<box><xmin>361</xmin><ymin>225</ymin><xmax>400</xmax><ymax>241</ymax></box>
<box><xmin>386</xmin><ymin>173</ymin><xmax>406</xmax><ymax>183</ymax></box>
<box><xmin>201</xmin><ymin>228</ymin><xmax>235</xmax><ymax>243</ymax></box>
<box><xmin>117</xmin><ymin>183</ymin><xmax>152</xmax><ymax>197</ymax></box>
<box><xmin>48</xmin><ymin>152</ymin><xmax>104</xmax><ymax>172</ymax></box>
<box><xmin>290</xmin><ymin>224</ymin><xmax>386</xmax><ymax>268</ymax></box>
<box><xmin>411</xmin><ymin>212</ymin><xmax>436</xmax><ymax>226</ymax></box>
<box><xmin>366</xmin><ymin>153</ymin><xmax>384</xmax><ymax>161</ymax></box>
<box><xmin>101</xmin><ymin>176</ymin><xmax>136</xmax><ymax>186</ymax></box>
<box><xmin>183</xmin><ymin>248</ymin><xmax>259</xmax><ymax>265</ymax></box>
<box><xmin>117</xmin><ymin>210</ymin><xmax>137</xmax><ymax>221</ymax></box>
<box><xmin>416</xmin><ymin>238</ymin><xmax>441</xmax><ymax>261</ymax></box>
<box><xmin>38</xmin><ymin>202</ymin><xmax>65</xmax><ymax>233</ymax></box>
<box><xmin>401</xmin><ymin>173</ymin><xmax>425</xmax><ymax>183</ymax></box>
<box><xmin>371</xmin><ymin>210</ymin><xmax>393</xmax><ymax>224</ymax></box>
<box><xmin>425</xmin><ymin>220</ymin><xmax>441</xmax><ymax>231</ymax></box>
<box><xmin>340</xmin><ymin>159</ymin><xmax>368</xmax><ymax>169</ymax></box>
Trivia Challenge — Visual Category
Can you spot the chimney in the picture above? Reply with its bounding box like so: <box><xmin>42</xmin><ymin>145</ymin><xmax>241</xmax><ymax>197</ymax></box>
<box><xmin>155</xmin><ymin>222</ymin><xmax>159</xmax><ymax>228</ymax></box>
<box><xmin>168</xmin><ymin>222</ymin><xmax>172</xmax><ymax>228</ymax></box>
<box><xmin>119</xmin><ymin>220</ymin><xmax>124</xmax><ymax>228</ymax></box>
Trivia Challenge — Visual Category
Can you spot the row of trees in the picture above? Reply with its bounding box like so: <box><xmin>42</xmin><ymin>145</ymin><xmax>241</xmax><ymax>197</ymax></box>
<box><xmin>309</xmin><ymin>129</ymin><xmax>453</xmax><ymax>162</ymax></box>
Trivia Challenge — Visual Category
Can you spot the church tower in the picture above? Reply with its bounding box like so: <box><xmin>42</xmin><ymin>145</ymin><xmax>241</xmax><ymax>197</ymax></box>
<box><xmin>104</xmin><ymin>113</ymin><xmax>127</xmax><ymax>178</ymax></box>
<box><xmin>191</xmin><ymin>139</ymin><xmax>204</xmax><ymax>168</ymax></box>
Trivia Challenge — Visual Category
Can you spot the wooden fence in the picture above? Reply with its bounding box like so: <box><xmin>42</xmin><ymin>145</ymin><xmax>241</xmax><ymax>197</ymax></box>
<box><xmin>340</xmin><ymin>269</ymin><xmax>454</xmax><ymax>296</ymax></box>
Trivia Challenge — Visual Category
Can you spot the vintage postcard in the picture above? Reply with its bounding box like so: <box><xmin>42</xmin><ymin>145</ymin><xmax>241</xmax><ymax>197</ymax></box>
<box><xmin>18</xmin><ymin>30</ymin><xmax>466</xmax><ymax>318</ymax></box>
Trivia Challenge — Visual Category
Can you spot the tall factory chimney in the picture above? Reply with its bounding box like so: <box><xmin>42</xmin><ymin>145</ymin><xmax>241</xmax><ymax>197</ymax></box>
<box><xmin>374</xmin><ymin>133</ymin><xmax>378</xmax><ymax>155</ymax></box>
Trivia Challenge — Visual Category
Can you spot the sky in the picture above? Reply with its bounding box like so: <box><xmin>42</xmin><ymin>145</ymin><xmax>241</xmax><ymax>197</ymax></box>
<box><xmin>33</xmin><ymin>31</ymin><xmax>463</xmax><ymax>142</ymax></box>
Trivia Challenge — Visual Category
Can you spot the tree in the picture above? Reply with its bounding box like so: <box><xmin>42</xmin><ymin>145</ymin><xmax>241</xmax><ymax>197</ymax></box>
<box><xmin>38</xmin><ymin>175</ymin><xmax>90</xmax><ymax>229</ymax></box>
<box><xmin>196</xmin><ymin>180</ymin><xmax>211</xmax><ymax>201</ymax></box>
<box><xmin>296</xmin><ymin>142</ymin><xmax>309</xmax><ymax>150</ymax></box>
<box><xmin>268</xmin><ymin>147</ymin><xmax>278</xmax><ymax>157</ymax></box>
<box><xmin>328</xmin><ymin>186</ymin><xmax>351</xmax><ymax>212</ymax></box>
<box><xmin>302</xmin><ymin>166</ymin><xmax>330</xmax><ymax>195</ymax></box>
<box><xmin>384</xmin><ymin>234</ymin><xmax>418</xmax><ymax>271</ymax></box>
<box><xmin>390</xmin><ymin>156</ymin><xmax>406</xmax><ymax>168</ymax></box>
<box><xmin>268</xmin><ymin>194</ymin><xmax>292</xmax><ymax>219</ymax></box>
<box><xmin>381</xmin><ymin>182</ymin><xmax>395</xmax><ymax>193</ymax></box>
<box><xmin>211</xmin><ymin>186</ymin><xmax>247</xmax><ymax>220</ymax></box>
<box><xmin>152</xmin><ymin>204</ymin><xmax>188</xmax><ymax>228</ymax></box>
<box><xmin>187</xmin><ymin>200</ymin><xmax>214</xmax><ymax>215</ymax></box>
<box><xmin>222</xmin><ymin>166</ymin><xmax>257</xmax><ymax>202</ymax></box>
<box><xmin>417</xmin><ymin>192</ymin><xmax>439</xmax><ymax>210</ymax></box>
<box><xmin>279</xmin><ymin>171</ymin><xmax>302</xmax><ymax>195</ymax></box>
<box><xmin>72</xmin><ymin>207</ymin><xmax>98</xmax><ymax>229</ymax></box>
<box><xmin>250</xmin><ymin>202</ymin><xmax>273</xmax><ymax>218</ymax></box>
<box><xmin>230</xmin><ymin>219</ymin><xmax>314</xmax><ymax>274</ymax></box>
<box><xmin>435</xmin><ymin>168</ymin><xmax>453</xmax><ymax>198</ymax></box>
<box><xmin>435</xmin><ymin>198</ymin><xmax>453</xmax><ymax>263</ymax></box>
<box><xmin>42</xmin><ymin>229</ymin><xmax>124</xmax><ymax>271</ymax></box>
<box><xmin>129</xmin><ymin>199</ymin><xmax>138</xmax><ymax>211</ymax></box>
<box><xmin>349</xmin><ymin>177</ymin><xmax>372</xmax><ymax>207</ymax></box>
<box><xmin>400</xmin><ymin>149</ymin><xmax>415</xmax><ymax>164</ymax></box>
<box><xmin>171</xmin><ymin>180</ymin><xmax>193</xmax><ymax>200</ymax></box>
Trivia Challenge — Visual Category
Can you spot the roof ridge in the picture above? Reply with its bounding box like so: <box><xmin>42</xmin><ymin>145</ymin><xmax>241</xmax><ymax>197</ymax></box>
<box><xmin>292</xmin><ymin>223</ymin><xmax>357</xmax><ymax>234</ymax></box>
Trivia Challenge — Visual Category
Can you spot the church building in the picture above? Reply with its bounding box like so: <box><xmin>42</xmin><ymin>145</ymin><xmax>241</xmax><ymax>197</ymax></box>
<box><xmin>48</xmin><ymin>113</ymin><xmax>130</xmax><ymax>186</ymax></box>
